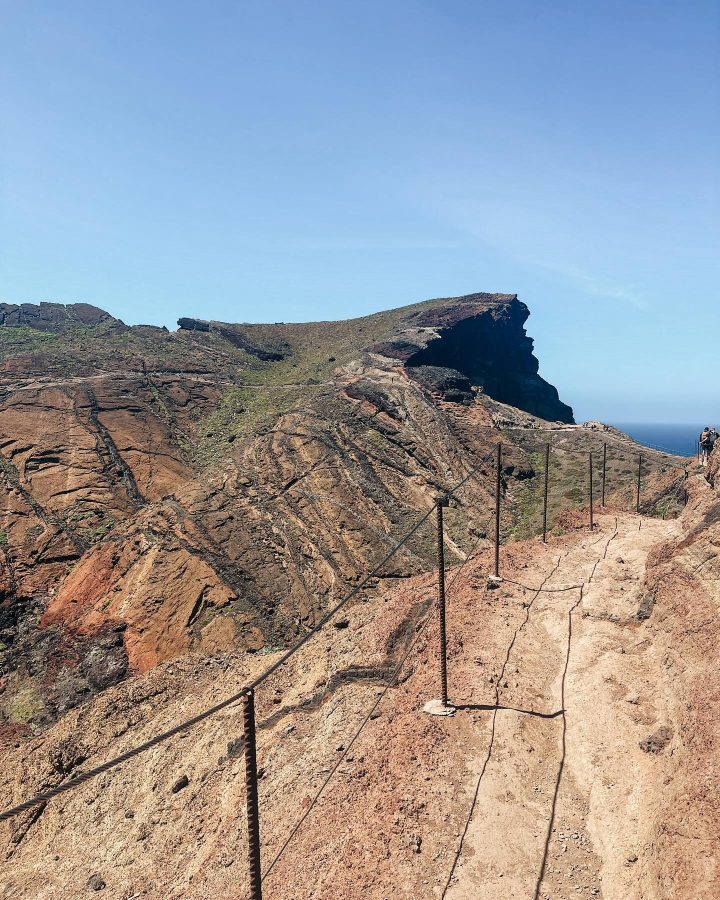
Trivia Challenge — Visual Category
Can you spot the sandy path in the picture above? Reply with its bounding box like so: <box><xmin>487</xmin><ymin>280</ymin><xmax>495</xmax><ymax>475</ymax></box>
<box><xmin>444</xmin><ymin>513</ymin><xmax>679</xmax><ymax>900</ymax></box>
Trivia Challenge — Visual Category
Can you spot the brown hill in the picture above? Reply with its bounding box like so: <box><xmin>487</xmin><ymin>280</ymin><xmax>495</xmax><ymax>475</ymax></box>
<box><xmin>0</xmin><ymin>293</ymin><xmax>684</xmax><ymax>730</ymax></box>
<box><xmin>0</xmin><ymin>291</ymin><xmax>711</xmax><ymax>899</ymax></box>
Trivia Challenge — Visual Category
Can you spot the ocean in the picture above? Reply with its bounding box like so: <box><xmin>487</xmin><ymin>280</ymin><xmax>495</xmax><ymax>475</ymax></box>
<box><xmin>611</xmin><ymin>422</ymin><xmax>705</xmax><ymax>457</ymax></box>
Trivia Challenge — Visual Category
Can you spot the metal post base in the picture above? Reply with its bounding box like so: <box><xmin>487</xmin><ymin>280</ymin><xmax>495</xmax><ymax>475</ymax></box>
<box><xmin>423</xmin><ymin>699</ymin><xmax>456</xmax><ymax>716</ymax></box>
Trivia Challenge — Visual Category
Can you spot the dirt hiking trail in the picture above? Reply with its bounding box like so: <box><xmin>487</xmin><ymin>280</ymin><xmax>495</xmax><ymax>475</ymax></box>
<box><xmin>443</xmin><ymin>513</ymin><xmax>679</xmax><ymax>900</ymax></box>
<box><xmin>4</xmin><ymin>507</ymin><xmax>716</xmax><ymax>900</ymax></box>
<box><xmin>255</xmin><ymin>510</ymin><xmax>698</xmax><ymax>900</ymax></box>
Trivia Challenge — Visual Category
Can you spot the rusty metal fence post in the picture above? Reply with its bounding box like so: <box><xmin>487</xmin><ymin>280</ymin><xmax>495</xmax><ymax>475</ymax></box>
<box><xmin>636</xmin><ymin>454</ymin><xmax>642</xmax><ymax>513</ymax></box>
<box><xmin>601</xmin><ymin>442</ymin><xmax>607</xmax><ymax>507</ymax></box>
<box><xmin>436</xmin><ymin>496</ymin><xmax>449</xmax><ymax>707</ymax></box>
<box><xmin>588</xmin><ymin>451</ymin><xmax>594</xmax><ymax>529</ymax></box>
<box><xmin>243</xmin><ymin>690</ymin><xmax>263</xmax><ymax>900</ymax></box>
<box><xmin>494</xmin><ymin>442</ymin><xmax>502</xmax><ymax>576</ymax></box>
<box><xmin>542</xmin><ymin>442</ymin><xmax>550</xmax><ymax>543</ymax></box>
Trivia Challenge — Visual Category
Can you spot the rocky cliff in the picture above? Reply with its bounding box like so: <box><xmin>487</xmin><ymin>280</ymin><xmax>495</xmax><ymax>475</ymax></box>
<box><xmin>0</xmin><ymin>301</ymin><xmax>121</xmax><ymax>332</ymax></box>
<box><xmin>0</xmin><ymin>293</ymin><xmax>677</xmax><ymax>731</ymax></box>
<box><xmin>367</xmin><ymin>292</ymin><xmax>574</xmax><ymax>422</ymax></box>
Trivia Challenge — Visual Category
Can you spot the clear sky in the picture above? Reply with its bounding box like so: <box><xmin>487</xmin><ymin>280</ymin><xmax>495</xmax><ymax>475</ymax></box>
<box><xmin>2</xmin><ymin>1</ymin><xmax>718</xmax><ymax>422</ymax></box>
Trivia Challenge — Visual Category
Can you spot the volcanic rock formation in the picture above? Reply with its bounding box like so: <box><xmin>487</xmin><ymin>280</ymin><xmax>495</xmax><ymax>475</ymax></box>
<box><xmin>0</xmin><ymin>292</ymin><xmax>707</xmax><ymax>900</ymax></box>
<box><xmin>370</xmin><ymin>293</ymin><xmax>574</xmax><ymax>422</ymax></box>
<box><xmin>0</xmin><ymin>293</ymin><xmax>679</xmax><ymax>732</ymax></box>
<box><xmin>0</xmin><ymin>301</ymin><xmax>121</xmax><ymax>331</ymax></box>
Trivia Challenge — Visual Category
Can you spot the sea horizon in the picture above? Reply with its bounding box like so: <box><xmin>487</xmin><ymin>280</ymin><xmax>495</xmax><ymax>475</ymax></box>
<box><xmin>610</xmin><ymin>421</ymin><xmax>706</xmax><ymax>457</ymax></box>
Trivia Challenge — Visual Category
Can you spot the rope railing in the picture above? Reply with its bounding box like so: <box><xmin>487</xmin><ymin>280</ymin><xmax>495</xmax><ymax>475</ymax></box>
<box><xmin>261</xmin><ymin>492</ymin><xmax>495</xmax><ymax>886</ymax></box>
<box><xmin>0</xmin><ymin>452</ymin><xmax>494</xmax><ymax>829</ymax></box>
<box><xmin>0</xmin><ymin>433</ymin><xmax>690</xmax><ymax>899</ymax></box>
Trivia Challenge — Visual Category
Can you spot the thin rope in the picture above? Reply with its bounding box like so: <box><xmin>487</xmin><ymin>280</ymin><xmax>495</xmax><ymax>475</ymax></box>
<box><xmin>261</xmin><ymin>512</ymin><xmax>493</xmax><ymax>883</ymax></box>
<box><xmin>0</xmin><ymin>455</ymin><xmax>493</xmax><ymax>822</ymax></box>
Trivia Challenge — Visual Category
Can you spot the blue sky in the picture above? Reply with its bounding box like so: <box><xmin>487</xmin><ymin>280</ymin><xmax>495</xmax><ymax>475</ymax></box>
<box><xmin>1</xmin><ymin>0</ymin><xmax>718</xmax><ymax>422</ymax></box>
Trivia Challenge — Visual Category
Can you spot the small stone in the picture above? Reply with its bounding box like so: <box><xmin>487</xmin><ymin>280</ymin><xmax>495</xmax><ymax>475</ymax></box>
<box><xmin>227</xmin><ymin>737</ymin><xmax>245</xmax><ymax>756</ymax></box>
<box><xmin>639</xmin><ymin>726</ymin><xmax>672</xmax><ymax>754</ymax></box>
<box><xmin>87</xmin><ymin>873</ymin><xmax>105</xmax><ymax>891</ymax></box>
<box><xmin>171</xmin><ymin>774</ymin><xmax>189</xmax><ymax>793</ymax></box>
<box><xmin>124</xmin><ymin>809</ymin><xmax>135</xmax><ymax>819</ymax></box>
<box><xmin>627</xmin><ymin>854</ymin><xmax>638</xmax><ymax>864</ymax></box>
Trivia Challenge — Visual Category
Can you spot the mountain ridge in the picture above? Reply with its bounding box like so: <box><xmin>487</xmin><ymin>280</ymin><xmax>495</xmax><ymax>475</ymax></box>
<box><xmin>0</xmin><ymin>291</ymin><xmax>679</xmax><ymax>732</ymax></box>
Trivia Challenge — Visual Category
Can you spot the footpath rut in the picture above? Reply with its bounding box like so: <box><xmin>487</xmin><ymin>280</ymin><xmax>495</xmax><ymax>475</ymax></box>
<box><xmin>444</xmin><ymin>513</ymin><xmax>679</xmax><ymax>900</ymax></box>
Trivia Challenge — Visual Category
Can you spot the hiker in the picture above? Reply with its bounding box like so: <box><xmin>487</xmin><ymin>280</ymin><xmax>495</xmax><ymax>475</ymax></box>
<box><xmin>710</xmin><ymin>428</ymin><xmax>719</xmax><ymax>462</ymax></box>
<box><xmin>700</xmin><ymin>426</ymin><xmax>718</xmax><ymax>465</ymax></box>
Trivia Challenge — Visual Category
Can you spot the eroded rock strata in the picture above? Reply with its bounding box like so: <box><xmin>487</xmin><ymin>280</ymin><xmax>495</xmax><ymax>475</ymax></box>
<box><xmin>0</xmin><ymin>293</ymin><xmax>680</xmax><ymax>731</ymax></box>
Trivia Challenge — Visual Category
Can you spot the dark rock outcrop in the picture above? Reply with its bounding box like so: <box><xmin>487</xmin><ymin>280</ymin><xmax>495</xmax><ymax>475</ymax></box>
<box><xmin>406</xmin><ymin>366</ymin><xmax>474</xmax><ymax>403</ymax></box>
<box><xmin>177</xmin><ymin>318</ymin><xmax>288</xmax><ymax>360</ymax></box>
<box><xmin>177</xmin><ymin>317</ymin><xmax>210</xmax><ymax>332</ymax></box>
<box><xmin>0</xmin><ymin>302</ymin><xmax>121</xmax><ymax>332</ymax></box>
<box><xmin>369</xmin><ymin>293</ymin><xmax>574</xmax><ymax>423</ymax></box>
<box><xmin>344</xmin><ymin>381</ymin><xmax>402</xmax><ymax>419</ymax></box>
<box><xmin>210</xmin><ymin>324</ymin><xmax>289</xmax><ymax>360</ymax></box>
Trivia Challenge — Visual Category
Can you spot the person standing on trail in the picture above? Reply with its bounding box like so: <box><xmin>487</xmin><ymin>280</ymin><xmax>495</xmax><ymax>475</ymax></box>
<box><xmin>709</xmin><ymin>428</ymin><xmax>719</xmax><ymax>463</ymax></box>
<box><xmin>700</xmin><ymin>427</ymin><xmax>717</xmax><ymax>465</ymax></box>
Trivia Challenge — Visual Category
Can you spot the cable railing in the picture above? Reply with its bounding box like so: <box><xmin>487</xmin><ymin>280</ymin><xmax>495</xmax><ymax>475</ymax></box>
<box><xmin>0</xmin><ymin>454</ymin><xmax>493</xmax><ymax>816</ymax></box>
<box><xmin>260</xmin><ymin>479</ymin><xmax>496</xmax><ymax>888</ymax></box>
<box><xmin>0</xmin><ymin>433</ymin><xmax>691</xmax><ymax>899</ymax></box>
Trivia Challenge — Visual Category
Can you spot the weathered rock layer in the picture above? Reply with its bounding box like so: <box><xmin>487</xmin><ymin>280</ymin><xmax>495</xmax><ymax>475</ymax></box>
<box><xmin>0</xmin><ymin>293</ymin><xmax>677</xmax><ymax>731</ymax></box>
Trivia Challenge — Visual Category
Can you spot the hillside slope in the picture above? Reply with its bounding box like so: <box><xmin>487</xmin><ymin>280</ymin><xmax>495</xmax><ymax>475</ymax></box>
<box><xmin>0</xmin><ymin>293</ymin><xmax>684</xmax><ymax>732</ymax></box>
<box><xmin>1</xmin><ymin>482</ymin><xmax>716</xmax><ymax>897</ymax></box>
<box><xmin>0</xmin><ymin>291</ymin><xmax>708</xmax><ymax>897</ymax></box>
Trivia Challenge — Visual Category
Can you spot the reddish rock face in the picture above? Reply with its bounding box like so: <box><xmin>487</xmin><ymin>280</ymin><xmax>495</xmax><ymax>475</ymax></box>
<box><xmin>0</xmin><ymin>292</ymin><xmax>579</xmax><ymax>726</ymax></box>
<box><xmin>40</xmin><ymin>533</ymin><xmax>245</xmax><ymax>673</ymax></box>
